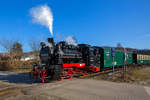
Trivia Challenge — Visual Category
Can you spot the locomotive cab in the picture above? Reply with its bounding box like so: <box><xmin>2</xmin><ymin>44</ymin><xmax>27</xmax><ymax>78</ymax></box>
<box><xmin>79</xmin><ymin>44</ymin><xmax>101</xmax><ymax>72</ymax></box>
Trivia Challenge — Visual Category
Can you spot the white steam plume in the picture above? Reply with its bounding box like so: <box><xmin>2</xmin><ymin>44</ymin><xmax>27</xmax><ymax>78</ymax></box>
<box><xmin>65</xmin><ymin>36</ymin><xmax>78</xmax><ymax>46</ymax></box>
<box><xmin>30</xmin><ymin>5</ymin><xmax>53</xmax><ymax>36</ymax></box>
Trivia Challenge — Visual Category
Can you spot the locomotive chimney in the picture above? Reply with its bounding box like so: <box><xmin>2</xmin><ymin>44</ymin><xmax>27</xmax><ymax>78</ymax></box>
<box><xmin>47</xmin><ymin>38</ymin><xmax>55</xmax><ymax>50</ymax></box>
<box><xmin>48</xmin><ymin>38</ymin><xmax>54</xmax><ymax>44</ymax></box>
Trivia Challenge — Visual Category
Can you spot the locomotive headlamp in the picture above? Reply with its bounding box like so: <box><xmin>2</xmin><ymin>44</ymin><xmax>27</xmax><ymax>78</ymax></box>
<box><xmin>32</xmin><ymin>62</ymin><xmax>38</xmax><ymax>69</ymax></box>
<box><xmin>32</xmin><ymin>62</ymin><xmax>37</xmax><ymax>67</ymax></box>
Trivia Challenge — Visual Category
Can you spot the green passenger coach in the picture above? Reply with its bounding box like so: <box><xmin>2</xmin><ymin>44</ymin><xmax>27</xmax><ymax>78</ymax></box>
<box><xmin>98</xmin><ymin>47</ymin><xmax>133</xmax><ymax>70</ymax></box>
<box><xmin>126</xmin><ymin>52</ymin><xmax>133</xmax><ymax>65</ymax></box>
<box><xmin>103</xmin><ymin>49</ymin><xmax>124</xmax><ymax>67</ymax></box>
<box><xmin>137</xmin><ymin>54</ymin><xmax>150</xmax><ymax>64</ymax></box>
<box><xmin>94</xmin><ymin>46</ymin><xmax>150</xmax><ymax>71</ymax></box>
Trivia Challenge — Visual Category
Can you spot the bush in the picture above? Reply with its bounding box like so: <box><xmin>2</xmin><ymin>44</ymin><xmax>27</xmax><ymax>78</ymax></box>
<box><xmin>0</xmin><ymin>59</ymin><xmax>39</xmax><ymax>71</ymax></box>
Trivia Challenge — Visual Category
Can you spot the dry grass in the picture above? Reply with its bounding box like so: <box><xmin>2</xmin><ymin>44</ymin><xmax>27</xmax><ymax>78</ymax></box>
<box><xmin>93</xmin><ymin>65</ymin><xmax>150</xmax><ymax>85</ymax></box>
<box><xmin>0</xmin><ymin>59</ymin><xmax>38</xmax><ymax>71</ymax></box>
<box><xmin>9</xmin><ymin>69</ymin><xmax>32</xmax><ymax>73</ymax></box>
<box><xmin>130</xmin><ymin>67</ymin><xmax>150</xmax><ymax>81</ymax></box>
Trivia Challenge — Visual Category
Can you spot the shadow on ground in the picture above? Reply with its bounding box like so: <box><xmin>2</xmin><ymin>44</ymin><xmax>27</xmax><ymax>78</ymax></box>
<box><xmin>0</xmin><ymin>72</ymin><xmax>40</xmax><ymax>84</ymax></box>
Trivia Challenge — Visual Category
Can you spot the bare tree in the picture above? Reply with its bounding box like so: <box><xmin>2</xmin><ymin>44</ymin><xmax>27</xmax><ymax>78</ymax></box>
<box><xmin>0</xmin><ymin>39</ymin><xmax>16</xmax><ymax>52</ymax></box>
<box><xmin>0</xmin><ymin>39</ymin><xmax>23</xmax><ymax>60</ymax></box>
<box><xmin>29</xmin><ymin>39</ymin><xmax>41</xmax><ymax>52</ymax></box>
<box><xmin>11</xmin><ymin>42</ymin><xmax>23</xmax><ymax>60</ymax></box>
<box><xmin>29</xmin><ymin>39</ymin><xmax>41</xmax><ymax>59</ymax></box>
<box><xmin>116</xmin><ymin>43</ymin><xmax>124</xmax><ymax>51</ymax></box>
<box><xmin>117</xmin><ymin>43</ymin><xmax>123</xmax><ymax>48</ymax></box>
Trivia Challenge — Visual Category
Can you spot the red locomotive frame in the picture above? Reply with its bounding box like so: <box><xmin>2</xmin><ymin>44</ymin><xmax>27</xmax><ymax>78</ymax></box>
<box><xmin>32</xmin><ymin>63</ymin><xmax>100</xmax><ymax>83</ymax></box>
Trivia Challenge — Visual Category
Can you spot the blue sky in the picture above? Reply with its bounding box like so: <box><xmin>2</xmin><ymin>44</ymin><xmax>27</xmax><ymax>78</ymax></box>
<box><xmin>0</xmin><ymin>0</ymin><xmax>150</xmax><ymax>52</ymax></box>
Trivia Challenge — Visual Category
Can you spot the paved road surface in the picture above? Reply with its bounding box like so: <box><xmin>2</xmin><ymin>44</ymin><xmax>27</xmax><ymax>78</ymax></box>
<box><xmin>22</xmin><ymin>79</ymin><xmax>150</xmax><ymax>100</ymax></box>
<box><xmin>0</xmin><ymin>71</ymin><xmax>150</xmax><ymax>100</ymax></box>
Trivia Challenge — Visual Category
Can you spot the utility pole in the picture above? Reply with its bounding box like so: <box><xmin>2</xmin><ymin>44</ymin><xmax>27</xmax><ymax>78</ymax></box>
<box><xmin>111</xmin><ymin>47</ymin><xmax>115</xmax><ymax>75</ymax></box>
<box><xmin>124</xmin><ymin>48</ymin><xmax>127</xmax><ymax>80</ymax></box>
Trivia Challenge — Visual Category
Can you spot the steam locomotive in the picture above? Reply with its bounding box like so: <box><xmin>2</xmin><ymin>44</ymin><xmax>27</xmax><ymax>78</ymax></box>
<box><xmin>31</xmin><ymin>38</ymin><xmax>150</xmax><ymax>83</ymax></box>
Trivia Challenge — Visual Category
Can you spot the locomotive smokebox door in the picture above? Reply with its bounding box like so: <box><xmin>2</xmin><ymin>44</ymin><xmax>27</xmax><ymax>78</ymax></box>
<box><xmin>111</xmin><ymin>47</ymin><xmax>115</xmax><ymax>58</ymax></box>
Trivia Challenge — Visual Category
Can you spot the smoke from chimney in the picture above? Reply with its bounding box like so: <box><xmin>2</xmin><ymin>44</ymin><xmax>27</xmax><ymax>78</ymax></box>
<box><xmin>65</xmin><ymin>36</ymin><xmax>77</xmax><ymax>46</ymax></box>
<box><xmin>30</xmin><ymin>5</ymin><xmax>53</xmax><ymax>36</ymax></box>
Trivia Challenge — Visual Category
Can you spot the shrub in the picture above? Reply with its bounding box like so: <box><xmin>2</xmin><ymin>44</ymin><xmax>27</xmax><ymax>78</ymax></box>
<box><xmin>0</xmin><ymin>59</ymin><xmax>39</xmax><ymax>71</ymax></box>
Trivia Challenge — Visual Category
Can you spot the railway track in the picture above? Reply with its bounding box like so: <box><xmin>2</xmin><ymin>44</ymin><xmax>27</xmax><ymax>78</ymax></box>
<box><xmin>0</xmin><ymin>85</ymin><xmax>20</xmax><ymax>97</ymax></box>
<box><xmin>80</xmin><ymin>70</ymin><xmax>113</xmax><ymax>79</ymax></box>
<box><xmin>80</xmin><ymin>67</ymin><xmax>126</xmax><ymax>79</ymax></box>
